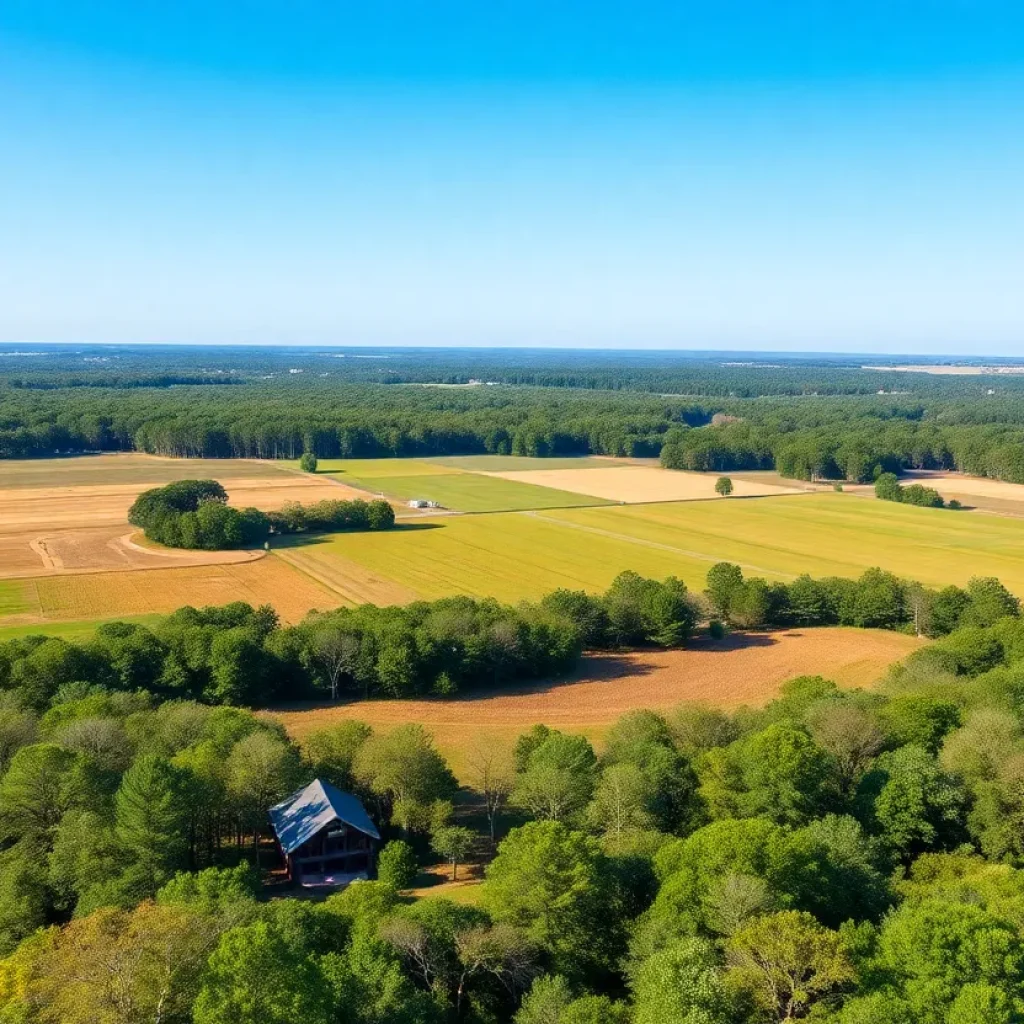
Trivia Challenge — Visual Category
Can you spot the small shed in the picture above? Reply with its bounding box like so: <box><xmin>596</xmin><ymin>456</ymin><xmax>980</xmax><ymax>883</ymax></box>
<box><xmin>269</xmin><ymin>779</ymin><xmax>381</xmax><ymax>888</ymax></box>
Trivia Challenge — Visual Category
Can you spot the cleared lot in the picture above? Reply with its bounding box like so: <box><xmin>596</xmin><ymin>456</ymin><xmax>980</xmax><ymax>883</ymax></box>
<box><xmin>480</xmin><ymin>465</ymin><xmax>805</xmax><ymax>503</ymax></box>
<box><xmin>269</xmin><ymin>627</ymin><xmax>922</xmax><ymax>781</ymax></box>
<box><xmin>0</xmin><ymin>454</ymin><xmax>381</xmax><ymax>580</ymax></box>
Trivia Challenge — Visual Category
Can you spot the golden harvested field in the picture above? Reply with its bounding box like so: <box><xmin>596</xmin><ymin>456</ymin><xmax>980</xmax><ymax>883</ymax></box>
<box><xmin>270</xmin><ymin>627</ymin><xmax>922</xmax><ymax>780</ymax></box>
<box><xmin>0</xmin><ymin>453</ymin><xmax>287</xmax><ymax>489</ymax></box>
<box><xmin>10</xmin><ymin>554</ymin><xmax>340</xmax><ymax>625</ymax></box>
<box><xmin>273</xmin><ymin>544</ymin><xmax>419</xmax><ymax>607</ymax></box>
<box><xmin>481</xmin><ymin>465</ymin><xmax>806</xmax><ymax>503</ymax></box>
<box><xmin>0</xmin><ymin>453</ymin><xmax>386</xmax><ymax>582</ymax></box>
<box><xmin>1</xmin><ymin>526</ymin><xmax>263</xmax><ymax>578</ymax></box>
<box><xmin>0</xmin><ymin>473</ymin><xmax>372</xmax><ymax>534</ymax></box>
<box><xmin>897</xmin><ymin>470</ymin><xmax>1024</xmax><ymax>514</ymax></box>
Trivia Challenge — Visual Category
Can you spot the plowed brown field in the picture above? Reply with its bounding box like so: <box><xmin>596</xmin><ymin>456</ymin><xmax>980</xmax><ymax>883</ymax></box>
<box><xmin>268</xmin><ymin>627</ymin><xmax>923</xmax><ymax>780</ymax></box>
<box><xmin>0</xmin><ymin>453</ymin><xmax>388</xmax><ymax>581</ymax></box>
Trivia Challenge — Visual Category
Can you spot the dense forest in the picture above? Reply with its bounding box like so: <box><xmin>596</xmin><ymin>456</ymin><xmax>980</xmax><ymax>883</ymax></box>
<box><xmin>2</xmin><ymin>602</ymin><xmax>1024</xmax><ymax>1020</ymax></box>
<box><xmin>6</xmin><ymin>346</ymin><xmax>1024</xmax><ymax>481</ymax></box>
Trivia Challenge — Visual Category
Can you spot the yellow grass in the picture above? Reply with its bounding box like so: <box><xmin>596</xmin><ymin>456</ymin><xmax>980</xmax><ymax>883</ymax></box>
<box><xmin>268</xmin><ymin>492</ymin><xmax>1024</xmax><ymax>613</ymax></box>
<box><xmin>22</xmin><ymin>554</ymin><xmax>339</xmax><ymax>624</ymax></box>
<box><xmin>482</xmin><ymin>465</ymin><xmax>805</xmax><ymax>503</ymax></box>
<box><xmin>900</xmin><ymin>471</ymin><xmax>1024</xmax><ymax>505</ymax></box>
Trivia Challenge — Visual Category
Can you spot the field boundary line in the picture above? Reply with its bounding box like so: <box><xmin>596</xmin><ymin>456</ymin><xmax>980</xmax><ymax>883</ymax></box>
<box><xmin>269</xmin><ymin>548</ymin><xmax>357</xmax><ymax>604</ymax></box>
<box><xmin>0</xmin><ymin>545</ymin><xmax>268</xmax><ymax>583</ymax></box>
<box><xmin>523</xmin><ymin>511</ymin><xmax>799</xmax><ymax>580</ymax></box>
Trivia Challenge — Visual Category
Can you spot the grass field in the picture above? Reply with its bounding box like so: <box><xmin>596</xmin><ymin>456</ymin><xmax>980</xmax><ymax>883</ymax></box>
<box><xmin>0</xmin><ymin>580</ymin><xmax>35</xmax><ymax>617</ymax></box>
<box><xmin>269</xmin><ymin>627</ymin><xmax>921</xmax><ymax>781</ymax></box>
<box><xmin>311</xmin><ymin>455</ymin><xmax>616</xmax><ymax>512</ymax></box>
<box><xmin>544</xmin><ymin>494</ymin><xmax>1024</xmax><ymax>592</ymax></box>
<box><xmin>309</xmin><ymin>458</ymin><xmax>461</xmax><ymax>479</ymax></box>
<box><xmin>284</xmin><ymin>513</ymin><xmax>696</xmax><ymax>602</ymax></box>
<box><xmin>0</xmin><ymin>613</ymin><xmax>165</xmax><ymax>644</ymax></box>
<box><xmin>427</xmin><ymin>455</ymin><xmax>622</xmax><ymax>471</ymax></box>
<box><xmin>267</xmin><ymin>492</ymin><xmax>1024</xmax><ymax>606</ymax></box>
<box><xmin>344</xmin><ymin>472</ymin><xmax>614</xmax><ymax>513</ymax></box>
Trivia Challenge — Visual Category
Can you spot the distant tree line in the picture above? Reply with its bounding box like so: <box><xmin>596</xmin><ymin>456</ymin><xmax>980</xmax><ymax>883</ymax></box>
<box><xmin>9</xmin><ymin>352</ymin><xmax>1024</xmax><ymax>481</ymax></box>
<box><xmin>127</xmin><ymin>479</ymin><xmax>394</xmax><ymax>549</ymax></box>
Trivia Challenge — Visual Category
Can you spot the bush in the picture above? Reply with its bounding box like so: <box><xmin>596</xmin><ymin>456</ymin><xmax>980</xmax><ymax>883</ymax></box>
<box><xmin>299</xmin><ymin>451</ymin><xmax>318</xmax><ymax>473</ymax></box>
<box><xmin>376</xmin><ymin>840</ymin><xmax>418</xmax><ymax>890</ymax></box>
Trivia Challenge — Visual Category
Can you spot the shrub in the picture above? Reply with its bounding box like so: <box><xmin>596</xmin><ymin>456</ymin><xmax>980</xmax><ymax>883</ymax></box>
<box><xmin>376</xmin><ymin>840</ymin><xmax>418</xmax><ymax>891</ymax></box>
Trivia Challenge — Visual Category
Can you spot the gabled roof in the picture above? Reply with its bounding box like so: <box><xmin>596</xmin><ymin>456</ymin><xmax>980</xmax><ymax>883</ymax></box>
<box><xmin>269</xmin><ymin>779</ymin><xmax>381</xmax><ymax>854</ymax></box>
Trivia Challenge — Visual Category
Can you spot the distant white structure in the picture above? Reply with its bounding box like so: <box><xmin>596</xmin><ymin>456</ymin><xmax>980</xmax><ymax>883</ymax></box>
<box><xmin>408</xmin><ymin>499</ymin><xmax>442</xmax><ymax>509</ymax></box>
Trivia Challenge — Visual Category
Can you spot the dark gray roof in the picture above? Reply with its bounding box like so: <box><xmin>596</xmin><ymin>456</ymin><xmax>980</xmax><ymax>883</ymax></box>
<box><xmin>269</xmin><ymin>779</ymin><xmax>380</xmax><ymax>854</ymax></box>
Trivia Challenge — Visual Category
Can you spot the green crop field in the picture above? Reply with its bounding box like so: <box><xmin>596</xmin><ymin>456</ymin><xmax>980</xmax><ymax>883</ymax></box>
<box><xmin>544</xmin><ymin>494</ymin><xmax>1024</xmax><ymax>593</ymax></box>
<box><xmin>0</xmin><ymin>613</ymin><xmax>165</xmax><ymax>644</ymax></box>
<box><xmin>285</xmin><ymin>510</ymin><xmax>755</xmax><ymax>603</ymax></box>
<box><xmin>344</xmin><ymin>472</ymin><xmax>614</xmax><ymax>513</ymax></box>
<box><xmin>426</xmin><ymin>455</ymin><xmax>622</xmax><ymax>471</ymax></box>
<box><xmin>306</xmin><ymin>455</ymin><xmax>618</xmax><ymax>511</ymax></box>
<box><xmin>279</xmin><ymin>493</ymin><xmax>1024</xmax><ymax>605</ymax></box>
<box><xmin>307</xmin><ymin>458</ymin><xmax>460</xmax><ymax>479</ymax></box>
<box><xmin>0</xmin><ymin>580</ymin><xmax>36</xmax><ymax>617</ymax></box>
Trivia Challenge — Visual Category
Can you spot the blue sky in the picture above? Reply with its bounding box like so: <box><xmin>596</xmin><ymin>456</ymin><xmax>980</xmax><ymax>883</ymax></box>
<box><xmin>1</xmin><ymin>2</ymin><xmax>1023</xmax><ymax>353</ymax></box>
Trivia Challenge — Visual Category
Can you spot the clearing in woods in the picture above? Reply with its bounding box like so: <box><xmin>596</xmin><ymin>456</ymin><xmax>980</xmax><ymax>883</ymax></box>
<box><xmin>269</xmin><ymin>627</ymin><xmax>923</xmax><ymax>781</ymax></box>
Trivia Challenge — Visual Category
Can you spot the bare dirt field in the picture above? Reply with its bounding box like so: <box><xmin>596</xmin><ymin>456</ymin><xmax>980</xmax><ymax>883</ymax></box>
<box><xmin>268</xmin><ymin>627</ymin><xmax>922</xmax><ymax>779</ymax></box>
<box><xmin>480</xmin><ymin>465</ymin><xmax>807</xmax><ymax>503</ymax></box>
<box><xmin>899</xmin><ymin>471</ymin><xmax>1024</xmax><ymax>510</ymax></box>
<box><xmin>0</xmin><ymin>453</ymin><xmax>385</xmax><ymax>580</ymax></box>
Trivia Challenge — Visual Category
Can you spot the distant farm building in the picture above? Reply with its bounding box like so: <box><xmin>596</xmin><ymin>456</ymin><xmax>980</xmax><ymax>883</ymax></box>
<box><xmin>408</xmin><ymin>498</ymin><xmax>442</xmax><ymax>508</ymax></box>
<box><xmin>269</xmin><ymin>779</ymin><xmax>381</xmax><ymax>888</ymax></box>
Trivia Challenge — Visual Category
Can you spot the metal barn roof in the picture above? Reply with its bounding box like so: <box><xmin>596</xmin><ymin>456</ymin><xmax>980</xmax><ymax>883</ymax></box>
<box><xmin>269</xmin><ymin>779</ymin><xmax>381</xmax><ymax>854</ymax></box>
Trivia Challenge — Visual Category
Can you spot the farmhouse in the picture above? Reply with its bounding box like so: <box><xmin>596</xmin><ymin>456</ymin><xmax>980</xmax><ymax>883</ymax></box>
<box><xmin>269</xmin><ymin>778</ymin><xmax>381</xmax><ymax>887</ymax></box>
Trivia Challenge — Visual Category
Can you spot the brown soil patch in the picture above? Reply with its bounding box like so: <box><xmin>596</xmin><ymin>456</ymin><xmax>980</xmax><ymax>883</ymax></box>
<box><xmin>481</xmin><ymin>466</ymin><xmax>805</xmax><ymax>503</ymax></box>
<box><xmin>267</xmin><ymin>628</ymin><xmax>922</xmax><ymax>779</ymax></box>
<box><xmin>0</xmin><ymin>455</ymin><xmax>394</xmax><ymax>580</ymax></box>
<box><xmin>0</xmin><ymin>527</ymin><xmax>265</xmax><ymax>580</ymax></box>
